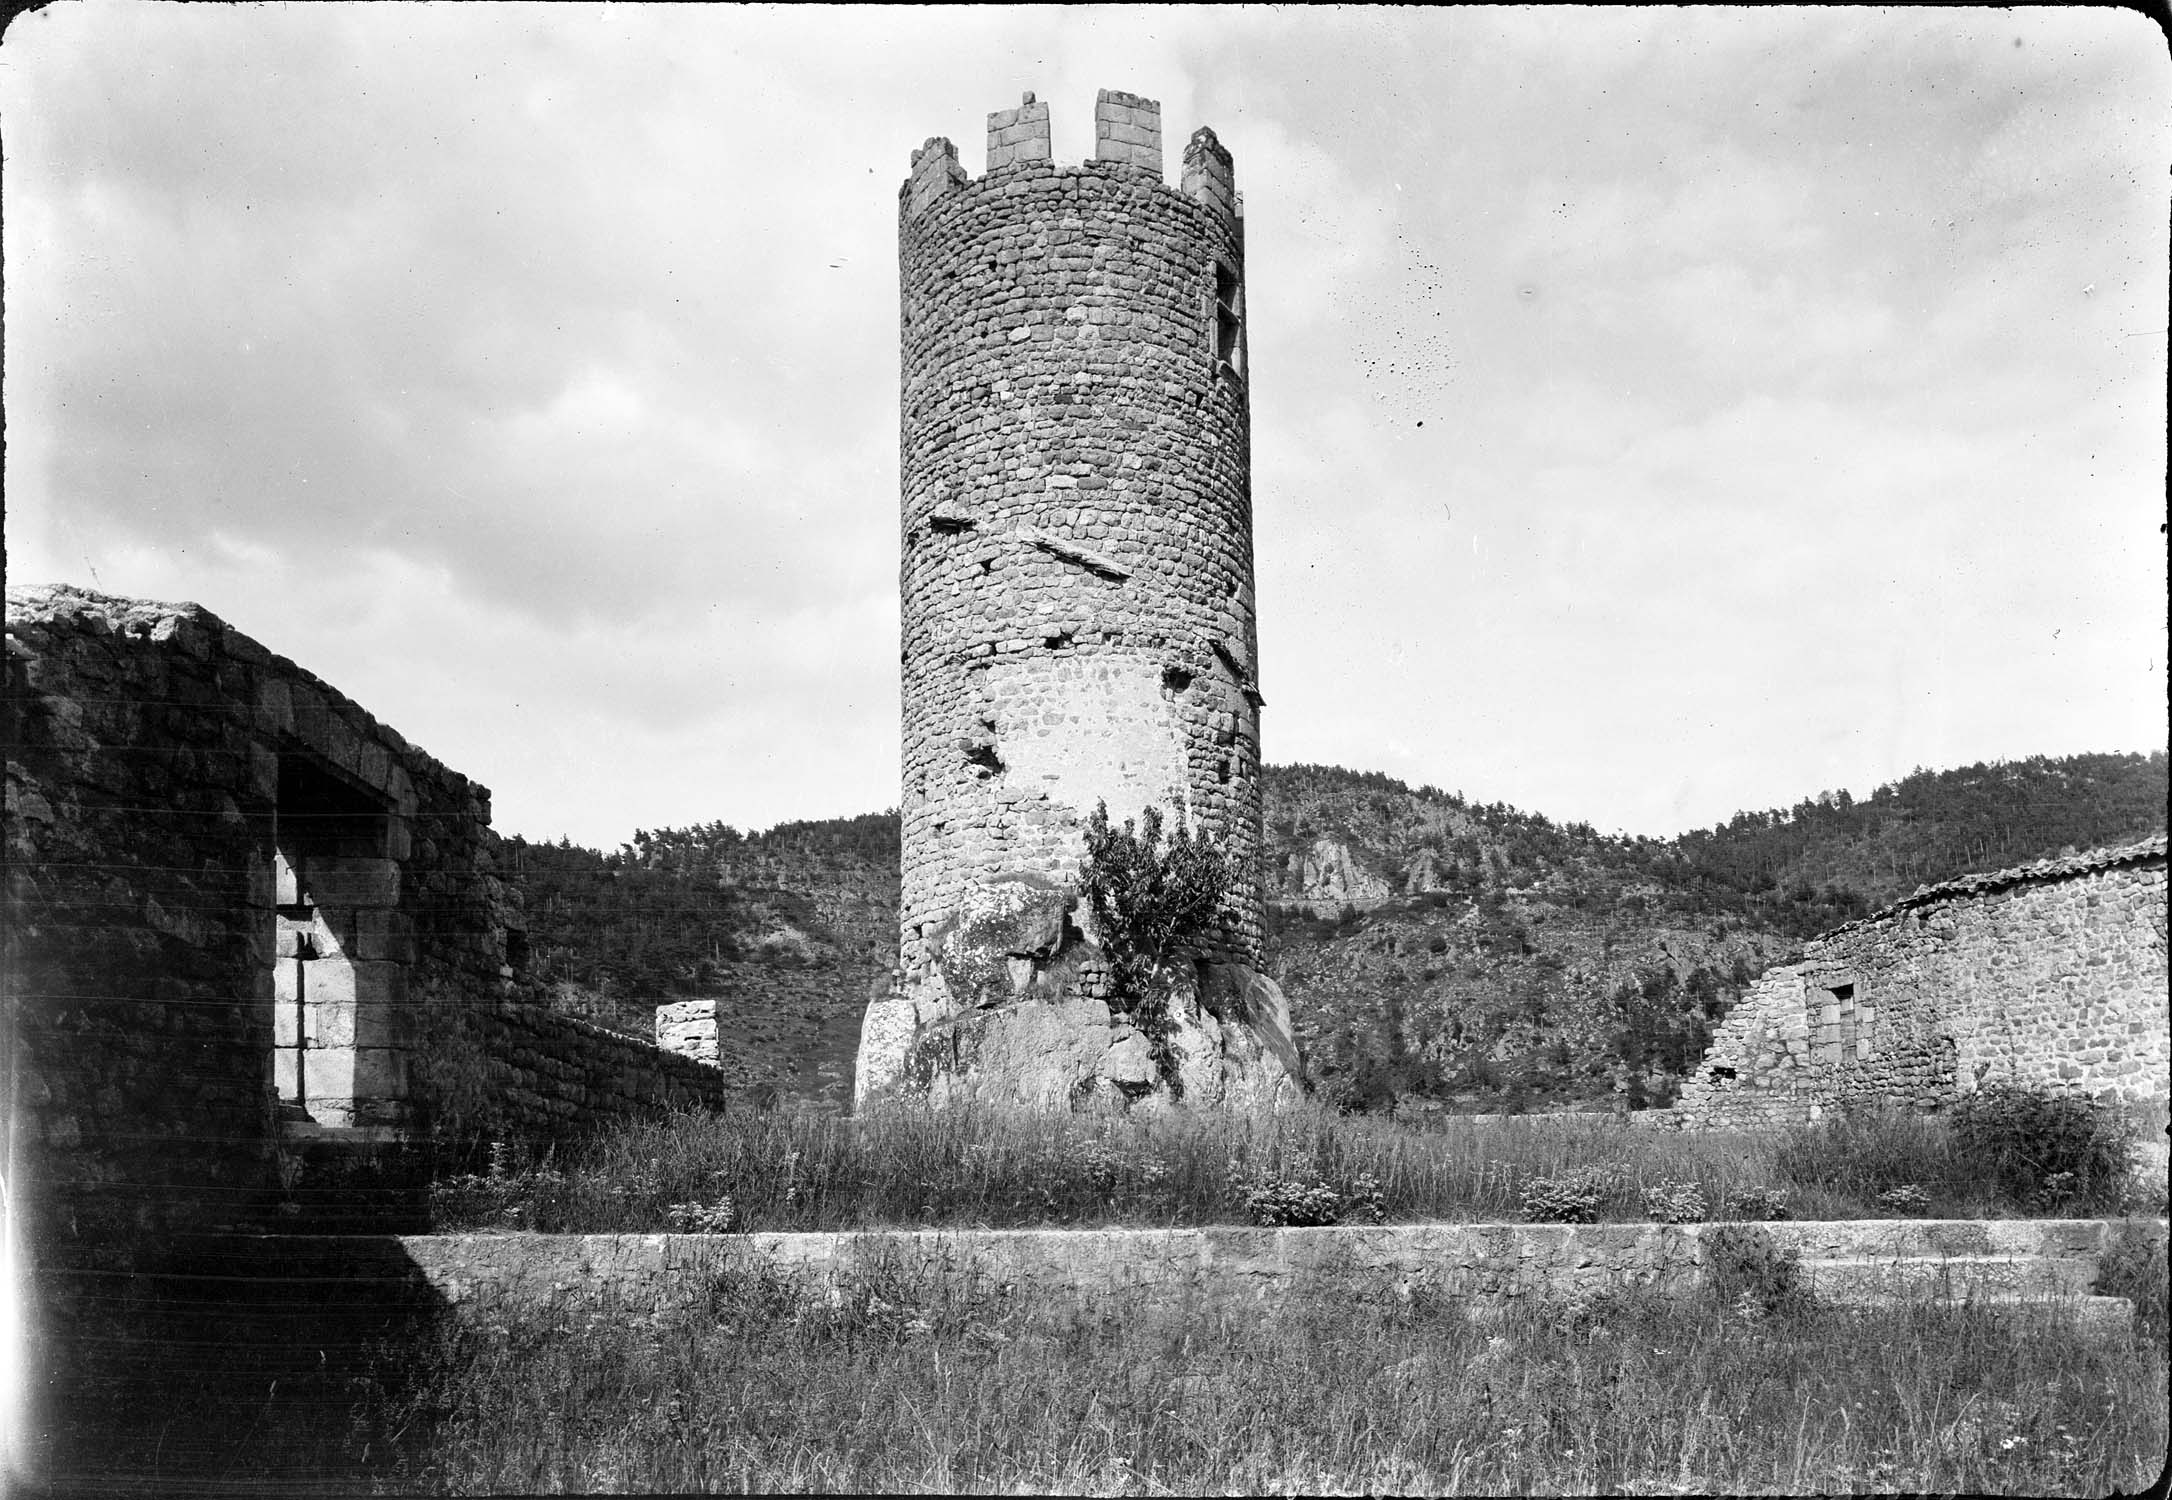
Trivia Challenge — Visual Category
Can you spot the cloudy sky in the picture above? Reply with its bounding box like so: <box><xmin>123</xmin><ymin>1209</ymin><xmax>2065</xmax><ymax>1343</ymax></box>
<box><xmin>6</xmin><ymin>4</ymin><xmax>2165</xmax><ymax>848</ymax></box>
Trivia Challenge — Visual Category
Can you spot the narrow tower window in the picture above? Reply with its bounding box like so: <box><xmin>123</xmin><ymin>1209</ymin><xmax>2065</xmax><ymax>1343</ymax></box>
<box><xmin>1213</xmin><ymin>260</ymin><xmax>1245</xmax><ymax>377</ymax></box>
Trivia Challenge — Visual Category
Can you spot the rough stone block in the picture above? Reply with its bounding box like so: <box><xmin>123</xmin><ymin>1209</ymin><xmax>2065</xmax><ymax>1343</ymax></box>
<box><xmin>1092</xmin><ymin>90</ymin><xmax>1162</xmax><ymax>173</ymax></box>
<box><xmin>351</xmin><ymin>909</ymin><xmax>416</xmax><ymax>963</ymax></box>
<box><xmin>307</xmin><ymin>995</ymin><xmax>403</xmax><ymax>1050</ymax></box>
<box><xmin>654</xmin><ymin>999</ymin><xmax>721</xmax><ymax>1065</ymax></box>
<box><xmin>301</xmin><ymin>858</ymin><xmax>400</xmax><ymax>910</ymax></box>
<box><xmin>985</xmin><ymin>96</ymin><xmax>1051</xmax><ymax>171</ymax></box>
<box><xmin>305</xmin><ymin>1044</ymin><xmax>407</xmax><ymax>1103</ymax></box>
<box><xmin>253</xmin><ymin>677</ymin><xmax>294</xmax><ymax>737</ymax></box>
<box><xmin>301</xmin><ymin>958</ymin><xmax>408</xmax><ymax>1015</ymax></box>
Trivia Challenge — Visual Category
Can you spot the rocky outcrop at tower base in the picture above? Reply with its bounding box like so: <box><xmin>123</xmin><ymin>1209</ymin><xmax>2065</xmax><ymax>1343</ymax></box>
<box><xmin>856</xmin><ymin>879</ymin><xmax>1301</xmax><ymax>1110</ymax></box>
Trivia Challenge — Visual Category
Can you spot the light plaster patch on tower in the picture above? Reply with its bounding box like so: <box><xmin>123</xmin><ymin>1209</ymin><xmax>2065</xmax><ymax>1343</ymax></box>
<box><xmin>984</xmin><ymin>656</ymin><xmax>1189</xmax><ymax>832</ymax></box>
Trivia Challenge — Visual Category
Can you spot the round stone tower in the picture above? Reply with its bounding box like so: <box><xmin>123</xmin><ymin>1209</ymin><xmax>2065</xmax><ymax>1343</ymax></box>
<box><xmin>858</xmin><ymin>90</ymin><xmax>1296</xmax><ymax>1108</ymax></box>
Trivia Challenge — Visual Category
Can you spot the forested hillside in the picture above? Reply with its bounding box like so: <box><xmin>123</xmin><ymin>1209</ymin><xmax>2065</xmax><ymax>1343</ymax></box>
<box><xmin>1675</xmin><ymin>753</ymin><xmax>2168</xmax><ymax>908</ymax></box>
<box><xmin>1263</xmin><ymin>751</ymin><xmax>2164</xmax><ymax>1112</ymax></box>
<box><xmin>501</xmin><ymin>751</ymin><xmax>2164</xmax><ymax>1112</ymax></box>
<box><xmin>497</xmin><ymin>813</ymin><xmax>897</xmax><ymax>1103</ymax></box>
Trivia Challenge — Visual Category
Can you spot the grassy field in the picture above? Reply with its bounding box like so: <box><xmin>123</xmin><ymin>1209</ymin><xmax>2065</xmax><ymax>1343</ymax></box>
<box><xmin>400</xmin><ymin>1260</ymin><xmax>2171</xmax><ymax>1495</ymax></box>
<box><xmin>32</xmin><ymin>1095</ymin><xmax>2162</xmax><ymax>1492</ymax></box>
<box><xmin>40</xmin><ymin>1242</ymin><xmax>2167</xmax><ymax>1496</ymax></box>
<box><xmin>429</xmin><ymin>1094</ymin><xmax>2169</xmax><ymax>1234</ymax></box>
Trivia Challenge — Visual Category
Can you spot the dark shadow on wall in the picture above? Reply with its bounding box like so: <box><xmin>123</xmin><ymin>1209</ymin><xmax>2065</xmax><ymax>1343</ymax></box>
<box><xmin>19</xmin><ymin>1234</ymin><xmax>450</xmax><ymax>1497</ymax></box>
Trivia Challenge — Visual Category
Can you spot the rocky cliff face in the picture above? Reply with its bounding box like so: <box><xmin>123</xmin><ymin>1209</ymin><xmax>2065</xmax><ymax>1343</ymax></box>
<box><xmin>1282</xmin><ymin>837</ymin><xmax>1395</xmax><ymax>915</ymax></box>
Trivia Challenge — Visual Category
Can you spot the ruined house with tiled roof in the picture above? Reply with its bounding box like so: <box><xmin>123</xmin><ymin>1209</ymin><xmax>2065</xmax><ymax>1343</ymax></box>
<box><xmin>1675</xmin><ymin>836</ymin><xmax>2168</xmax><ymax>1127</ymax></box>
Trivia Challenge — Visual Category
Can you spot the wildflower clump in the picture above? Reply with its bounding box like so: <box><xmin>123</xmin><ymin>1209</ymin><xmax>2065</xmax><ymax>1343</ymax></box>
<box><xmin>1641</xmin><ymin>1180</ymin><xmax>1709</xmax><ymax>1223</ymax></box>
<box><xmin>1241</xmin><ymin>1175</ymin><xmax>1345</xmax><ymax>1227</ymax></box>
<box><xmin>1717</xmin><ymin>1185</ymin><xmax>1791</xmax><ymax>1221</ymax></box>
<box><xmin>428</xmin><ymin>1140</ymin><xmax>568</xmax><ymax>1228</ymax></box>
<box><xmin>1519</xmin><ymin>1167</ymin><xmax>1615</xmax><ymax>1224</ymax></box>
<box><xmin>1875</xmin><ymin>1183</ymin><xmax>1932</xmax><ymax>1216</ymax></box>
<box><xmin>664</xmin><ymin>1196</ymin><xmax>738</xmax><ymax>1233</ymax></box>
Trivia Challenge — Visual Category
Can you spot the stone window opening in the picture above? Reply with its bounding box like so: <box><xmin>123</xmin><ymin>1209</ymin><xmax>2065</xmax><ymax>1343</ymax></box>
<box><xmin>1212</xmin><ymin>259</ymin><xmax>1245</xmax><ymax>377</ymax></box>
<box><xmin>271</xmin><ymin>747</ymin><xmax>407</xmax><ymax>1135</ymax></box>
<box><xmin>1833</xmin><ymin>983</ymin><xmax>1857</xmax><ymax>1049</ymax></box>
<box><xmin>273</xmin><ymin>863</ymin><xmax>318</xmax><ymax>1123</ymax></box>
<box><xmin>1813</xmin><ymin>979</ymin><xmax>1867</xmax><ymax>1066</ymax></box>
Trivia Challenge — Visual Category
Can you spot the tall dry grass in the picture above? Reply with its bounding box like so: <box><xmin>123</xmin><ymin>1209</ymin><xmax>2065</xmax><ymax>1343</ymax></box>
<box><xmin>429</xmin><ymin>1094</ymin><xmax>2165</xmax><ymax>1233</ymax></box>
<box><xmin>377</xmin><ymin>1262</ymin><xmax>2167</xmax><ymax>1495</ymax></box>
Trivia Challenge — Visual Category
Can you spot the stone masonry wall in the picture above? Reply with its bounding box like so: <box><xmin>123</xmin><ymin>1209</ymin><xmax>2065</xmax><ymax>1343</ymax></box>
<box><xmin>4</xmin><ymin>584</ymin><xmax>734</xmax><ymax>1258</ymax></box>
<box><xmin>448</xmin><ymin>1000</ymin><xmax>735</xmax><ymax>1146</ymax></box>
<box><xmin>894</xmin><ymin>91</ymin><xmax>1261</xmax><ymax>992</ymax></box>
<box><xmin>6</xmin><ymin>586</ymin><xmax>518</xmax><ymax>1250</ymax></box>
<box><xmin>1677</xmin><ymin>838</ymin><xmax>2169</xmax><ymax>1128</ymax></box>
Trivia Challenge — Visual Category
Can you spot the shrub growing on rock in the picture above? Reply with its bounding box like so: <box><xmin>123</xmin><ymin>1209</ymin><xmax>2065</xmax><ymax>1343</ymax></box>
<box><xmin>1079</xmin><ymin>801</ymin><xmax>1235</xmax><ymax>1088</ymax></box>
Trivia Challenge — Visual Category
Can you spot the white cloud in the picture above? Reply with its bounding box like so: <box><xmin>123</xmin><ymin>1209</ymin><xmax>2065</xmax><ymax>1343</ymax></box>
<box><xmin>5</xmin><ymin>4</ymin><xmax>2163</xmax><ymax>846</ymax></box>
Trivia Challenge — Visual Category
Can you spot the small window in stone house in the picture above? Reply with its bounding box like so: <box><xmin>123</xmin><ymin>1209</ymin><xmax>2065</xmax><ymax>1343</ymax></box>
<box><xmin>1830</xmin><ymin>982</ymin><xmax>1858</xmax><ymax>1052</ymax></box>
<box><xmin>1213</xmin><ymin>260</ymin><xmax>1244</xmax><ymax>377</ymax></box>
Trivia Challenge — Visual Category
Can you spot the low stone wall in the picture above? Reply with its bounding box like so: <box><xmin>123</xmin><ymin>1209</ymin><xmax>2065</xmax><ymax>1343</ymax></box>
<box><xmin>449</xmin><ymin>1000</ymin><xmax>736</xmax><ymax>1145</ymax></box>
<box><xmin>385</xmin><ymin>1217</ymin><xmax>2161</xmax><ymax>1319</ymax></box>
<box><xmin>1678</xmin><ymin>838</ymin><xmax>2168</xmax><ymax>1129</ymax></box>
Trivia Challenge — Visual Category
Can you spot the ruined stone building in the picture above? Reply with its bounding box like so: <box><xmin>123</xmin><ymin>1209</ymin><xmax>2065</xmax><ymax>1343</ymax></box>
<box><xmin>1674</xmin><ymin>836</ymin><xmax>2169</xmax><ymax>1128</ymax></box>
<box><xmin>5</xmin><ymin>584</ymin><xmax>734</xmax><ymax>1257</ymax></box>
<box><xmin>856</xmin><ymin>91</ymin><xmax>1299</xmax><ymax>1107</ymax></box>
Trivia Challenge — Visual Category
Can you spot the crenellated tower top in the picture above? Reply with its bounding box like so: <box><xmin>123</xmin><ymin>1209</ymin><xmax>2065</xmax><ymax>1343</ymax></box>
<box><xmin>902</xmin><ymin>89</ymin><xmax>1240</xmax><ymax>224</ymax></box>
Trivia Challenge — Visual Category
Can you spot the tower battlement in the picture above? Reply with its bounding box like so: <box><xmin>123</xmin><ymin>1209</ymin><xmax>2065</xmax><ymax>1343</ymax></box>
<box><xmin>901</xmin><ymin>89</ymin><xmax>1240</xmax><ymax>224</ymax></box>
